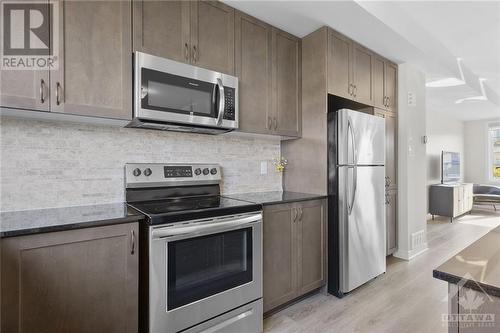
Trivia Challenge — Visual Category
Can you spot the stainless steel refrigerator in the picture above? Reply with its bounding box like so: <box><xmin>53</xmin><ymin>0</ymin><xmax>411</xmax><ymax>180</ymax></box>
<box><xmin>327</xmin><ymin>108</ymin><xmax>386</xmax><ymax>298</ymax></box>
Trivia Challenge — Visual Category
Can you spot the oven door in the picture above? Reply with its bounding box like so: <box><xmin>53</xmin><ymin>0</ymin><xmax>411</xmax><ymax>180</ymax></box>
<box><xmin>149</xmin><ymin>213</ymin><xmax>262</xmax><ymax>333</ymax></box>
<box><xmin>134</xmin><ymin>52</ymin><xmax>237</xmax><ymax>130</ymax></box>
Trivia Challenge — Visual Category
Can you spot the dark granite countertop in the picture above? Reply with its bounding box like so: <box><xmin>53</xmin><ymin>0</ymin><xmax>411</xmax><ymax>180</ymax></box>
<box><xmin>224</xmin><ymin>191</ymin><xmax>327</xmax><ymax>206</ymax></box>
<box><xmin>0</xmin><ymin>203</ymin><xmax>144</xmax><ymax>238</ymax></box>
<box><xmin>433</xmin><ymin>225</ymin><xmax>500</xmax><ymax>297</ymax></box>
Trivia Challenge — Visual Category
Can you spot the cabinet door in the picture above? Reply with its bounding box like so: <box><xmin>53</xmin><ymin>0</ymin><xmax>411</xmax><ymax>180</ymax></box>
<box><xmin>1</xmin><ymin>223</ymin><xmax>139</xmax><ymax>333</ymax></box>
<box><xmin>0</xmin><ymin>0</ymin><xmax>50</xmax><ymax>112</ymax></box>
<box><xmin>51</xmin><ymin>0</ymin><xmax>132</xmax><ymax>119</ymax></box>
<box><xmin>133</xmin><ymin>0</ymin><xmax>190</xmax><ymax>63</ymax></box>
<box><xmin>372</xmin><ymin>57</ymin><xmax>386</xmax><ymax>109</ymax></box>
<box><xmin>190</xmin><ymin>1</ymin><xmax>234</xmax><ymax>74</ymax></box>
<box><xmin>0</xmin><ymin>70</ymin><xmax>50</xmax><ymax>111</ymax></box>
<box><xmin>374</xmin><ymin>109</ymin><xmax>397</xmax><ymax>190</ymax></box>
<box><xmin>386</xmin><ymin>190</ymin><xmax>397</xmax><ymax>255</ymax></box>
<box><xmin>385</xmin><ymin>111</ymin><xmax>397</xmax><ymax>189</ymax></box>
<box><xmin>328</xmin><ymin>30</ymin><xmax>352</xmax><ymax>99</ymax></box>
<box><xmin>385</xmin><ymin>62</ymin><xmax>397</xmax><ymax>112</ymax></box>
<box><xmin>263</xmin><ymin>203</ymin><xmax>298</xmax><ymax>312</ymax></box>
<box><xmin>273</xmin><ymin>29</ymin><xmax>301</xmax><ymax>137</ymax></box>
<box><xmin>235</xmin><ymin>12</ymin><xmax>272</xmax><ymax>134</ymax></box>
<box><xmin>297</xmin><ymin>199</ymin><xmax>326</xmax><ymax>294</ymax></box>
<box><xmin>352</xmin><ymin>43</ymin><xmax>373</xmax><ymax>105</ymax></box>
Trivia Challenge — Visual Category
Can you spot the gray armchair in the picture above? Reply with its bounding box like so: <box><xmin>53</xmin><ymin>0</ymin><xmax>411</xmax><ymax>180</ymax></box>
<box><xmin>473</xmin><ymin>184</ymin><xmax>500</xmax><ymax>211</ymax></box>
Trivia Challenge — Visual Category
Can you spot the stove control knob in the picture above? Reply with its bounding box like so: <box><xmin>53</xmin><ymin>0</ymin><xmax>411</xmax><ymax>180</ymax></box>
<box><xmin>202</xmin><ymin>168</ymin><xmax>210</xmax><ymax>175</ymax></box>
<box><xmin>194</xmin><ymin>168</ymin><xmax>202</xmax><ymax>176</ymax></box>
<box><xmin>133</xmin><ymin>168</ymin><xmax>141</xmax><ymax>177</ymax></box>
<box><xmin>210</xmin><ymin>168</ymin><xmax>217</xmax><ymax>175</ymax></box>
<box><xmin>144</xmin><ymin>168</ymin><xmax>152</xmax><ymax>177</ymax></box>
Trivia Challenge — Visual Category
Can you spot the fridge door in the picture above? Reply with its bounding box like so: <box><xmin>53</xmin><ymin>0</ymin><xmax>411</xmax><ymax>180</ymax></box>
<box><xmin>338</xmin><ymin>165</ymin><xmax>386</xmax><ymax>293</ymax></box>
<box><xmin>337</xmin><ymin>109</ymin><xmax>386</xmax><ymax>166</ymax></box>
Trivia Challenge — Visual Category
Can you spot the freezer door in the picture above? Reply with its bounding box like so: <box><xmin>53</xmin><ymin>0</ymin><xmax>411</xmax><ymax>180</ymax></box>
<box><xmin>337</xmin><ymin>109</ymin><xmax>386</xmax><ymax>166</ymax></box>
<box><xmin>338</xmin><ymin>165</ymin><xmax>386</xmax><ymax>293</ymax></box>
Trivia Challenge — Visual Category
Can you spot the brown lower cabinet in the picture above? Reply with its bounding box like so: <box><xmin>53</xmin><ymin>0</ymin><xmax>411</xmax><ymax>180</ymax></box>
<box><xmin>1</xmin><ymin>222</ymin><xmax>139</xmax><ymax>333</ymax></box>
<box><xmin>263</xmin><ymin>199</ymin><xmax>326</xmax><ymax>313</ymax></box>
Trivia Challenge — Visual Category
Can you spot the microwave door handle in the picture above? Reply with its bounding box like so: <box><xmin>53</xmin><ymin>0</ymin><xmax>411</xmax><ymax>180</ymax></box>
<box><xmin>216</xmin><ymin>77</ymin><xmax>225</xmax><ymax>126</ymax></box>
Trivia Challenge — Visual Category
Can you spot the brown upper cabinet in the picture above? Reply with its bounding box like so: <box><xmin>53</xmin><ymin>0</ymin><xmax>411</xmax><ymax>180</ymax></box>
<box><xmin>328</xmin><ymin>28</ymin><xmax>396</xmax><ymax>110</ymax></box>
<box><xmin>0</xmin><ymin>0</ymin><xmax>51</xmax><ymax>112</ymax></box>
<box><xmin>234</xmin><ymin>12</ymin><xmax>273</xmax><ymax>135</ymax></box>
<box><xmin>328</xmin><ymin>30</ymin><xmax>352</xmax><ymax>100</ymax></box>
<box><xmin>272</xmin><ymin>29</ymin><xmax>301</xmax><ymax>137</ymax></box>
<box><xmin>384</xmin><ymin>62</ymin><xmax>397</xmax><ymax>112</ymax></box>
<box><xmin>328</xmin><ymin>30</ymin><xmax>374</xmax><ymax>105</ymax></box>
<box><xmin>134</xmin><ymin>0</ymin><xmax>235</xmax><ymax>75</ymax></box>
<box><xmin>51</xmin><ymin>0</ymin><xmax>132</xmax><ymax>119</ymax></box>
<box><xmin>235</xmin><ymin>11</ymin><xmax>301</xmax><ymax>137</ymax></box>
<box><xmin>351</xmin><ymin>43</ymin><xmax>374</xmax><ymax>105</ymax></box>
<box><xmin>0</xmin><ymin>0</ymin><xmax>132</xmax><ymax>120</ymax></box>
<box><xmin>373</xmin><ymin>56</ymin><xmax>397</xmax><ymax>112</ymax></box>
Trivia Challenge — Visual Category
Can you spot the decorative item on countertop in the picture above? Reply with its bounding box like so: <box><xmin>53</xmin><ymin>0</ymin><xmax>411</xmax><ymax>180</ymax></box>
<box><xmin>273</xmin><ymin>157</ymin><xmax>288</xmax><ymax>172</ymax></box>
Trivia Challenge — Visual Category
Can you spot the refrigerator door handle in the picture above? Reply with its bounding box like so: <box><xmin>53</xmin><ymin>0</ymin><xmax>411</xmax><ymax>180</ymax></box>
<box><xmin>347</xmin><ymin>117</ymin><xmax>356</xmax><ymax>165</ymax></box>
<box><xmin>347</xmin><ymin>116</ymin><xmax>358</xmax><ymax>215</ymax></box>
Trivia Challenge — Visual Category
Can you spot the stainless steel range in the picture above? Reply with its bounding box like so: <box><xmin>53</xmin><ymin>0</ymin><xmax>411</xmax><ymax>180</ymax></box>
<box><xmin>125</xmin><ymin>163</ymin><xmax>263</xmax><ymax>333</ymax></box>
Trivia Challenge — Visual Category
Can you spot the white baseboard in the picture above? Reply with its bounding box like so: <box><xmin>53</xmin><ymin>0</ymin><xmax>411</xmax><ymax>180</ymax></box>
<box><xmin>393</xmin><ymin>244</ymin><xmax>429</xmax><ymax>261</ymax></box>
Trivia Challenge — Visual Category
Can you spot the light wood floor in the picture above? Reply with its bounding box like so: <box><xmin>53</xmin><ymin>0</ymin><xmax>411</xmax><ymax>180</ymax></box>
<box><xmin>264</xmin><ymin>207</ymin><xmax>500</xmax><ymax>333</ymax></box>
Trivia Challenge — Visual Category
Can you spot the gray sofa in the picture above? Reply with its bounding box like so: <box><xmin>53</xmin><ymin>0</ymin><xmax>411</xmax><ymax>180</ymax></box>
<box><xmin>473</xmin><ymin>184</ymin><xmax>500</xmax><ymax>211</ymax></box>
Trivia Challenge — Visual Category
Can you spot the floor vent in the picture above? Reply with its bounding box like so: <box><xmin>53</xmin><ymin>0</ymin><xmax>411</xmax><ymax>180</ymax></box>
<box><xmin>411</xmin><ymin>230</ymin><xmax>426</xmax><ymax>249</ymax></box>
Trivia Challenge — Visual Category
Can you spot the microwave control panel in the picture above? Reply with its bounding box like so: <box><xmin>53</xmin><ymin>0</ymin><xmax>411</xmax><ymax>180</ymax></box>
<box><xmin>223</xmin><ymin>87</ymin><xmax>236</xmax><ymax>121</ymax></box>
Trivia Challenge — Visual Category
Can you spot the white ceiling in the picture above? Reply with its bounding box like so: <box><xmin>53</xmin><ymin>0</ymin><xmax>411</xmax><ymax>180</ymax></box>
<box><xmin>224</xmin><ymin>0</ymin><xmax>500</xmax><ymax>122</ymax></box>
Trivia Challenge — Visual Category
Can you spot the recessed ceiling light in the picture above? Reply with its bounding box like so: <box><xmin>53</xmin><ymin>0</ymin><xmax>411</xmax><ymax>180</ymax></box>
<box><xmin>426</xmin><ymin>77</ymin><xmax>465</xmax><ymax>88</ymax></box>
<box><xmin>426</xmin><ymin>58</ymin><xmax>465</xmax><ymax>88</ymax></box>
<box><xmin>455</xmin><ymin>78</ymin><xmax>488</xmax><ymax>104</ymax></box>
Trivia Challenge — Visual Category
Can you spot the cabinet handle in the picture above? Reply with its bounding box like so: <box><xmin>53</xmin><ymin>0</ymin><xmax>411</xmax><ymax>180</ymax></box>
<box><xmin>184</xmin><ymin>43</ymin><xmax>189</xmax><ymax>61</ymax></box>
<box><xmin>298</xmin><ymin>208</ymin><xmax>303</xmax><ymax>221</ymax></box>
<box><xmin>386</xmin><ymin>97</ymin><xmax>390</xmax><ymax>108</ymax></box>
<box><xmin>40</xmin><ymin>79</ymin><xmax>46</xmax><ymax>103</ymax></box>
<box><xmin>130</xmin><ymin>229</ymin><xmax>135</xmax><ymax>255</ymax></box>
<box><xmin>348</xmin><ymin>83</ymin><xmax>353</xmax><ymax>96</ymax></box>
<box><xmin>385</xmin><ymin>193</ymin><xmax>390</xmax><ymax>205</ymax></box>
<box><xmin>353</xmin><ymin>85</ymin><xmax>357</xmax><ymax>98</ymax></box>
<box><xmin>56</xmin><ymin>82</ymin><xmax>62</xmax><ymax>105</ymax></box>
<box><xmin>292</xmin><ymin>208</ymin><xmax>297</xmax><ymax>222</ymax></box>
<box><xmin>268</xmin><ymin>116</ymin><xmax>272</xmax><ymax>130</ymax></box>
<box><xmin>273</xmin><ymin>117</ymin><xmax>278</xmax><ymax>130</ymax></box>
<box><xmin>192</xmin><ymin>45</ymin><xmax>197</xmax><ymax>63</ymax></box>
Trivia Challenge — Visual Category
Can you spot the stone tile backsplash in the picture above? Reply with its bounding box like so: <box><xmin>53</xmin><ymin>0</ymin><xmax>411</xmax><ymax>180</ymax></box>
<box><xmin>0</xmin><ymin>118</ymin><xmax>282</xmax><ymax>212</ymax></box>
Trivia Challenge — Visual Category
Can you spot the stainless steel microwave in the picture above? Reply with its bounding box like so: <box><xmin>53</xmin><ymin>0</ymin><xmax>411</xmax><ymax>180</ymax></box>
<box><xmin>129</xmin><ymin>52</ymin><xmax>238</xmax><ymax>134</ymax></box>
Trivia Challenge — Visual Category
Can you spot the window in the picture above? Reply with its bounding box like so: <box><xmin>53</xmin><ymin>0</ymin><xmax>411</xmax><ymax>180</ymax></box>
<box><xmin>489</xmin><ymin>124</ymin><xmax>500</xmax><ymax>181</ymax></box>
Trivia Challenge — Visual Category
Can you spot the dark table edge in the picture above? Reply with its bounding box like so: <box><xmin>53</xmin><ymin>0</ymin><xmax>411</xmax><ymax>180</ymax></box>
<box><xmin>433</xmin><ymin>269</ymin><xmax>500</xmax><ymax>298</ymax></box>
<box><xmin>0</xmin><ymin>213</ymin><xmax>145</xmax><ymax>238</ymax></box>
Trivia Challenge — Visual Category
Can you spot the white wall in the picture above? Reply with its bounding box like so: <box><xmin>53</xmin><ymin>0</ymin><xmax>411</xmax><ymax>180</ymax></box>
<box><xmin>426</xmin><ymin>111</ymin><xmax>465</xmax><ymax>185</ymax></box>
<box><xmin>0</xmin><ymin>118</ymin><xmax>283</xmax><ymax>212</ymax></box>
<box><xmin>395</xmin><ymin>63</ymin><xmax>428</xmax><ymax>261</ymax></box>
<box><xmin>464</xmin><ymin>119</ymin><xmax>500</xmax><ymax>185</ymax></box>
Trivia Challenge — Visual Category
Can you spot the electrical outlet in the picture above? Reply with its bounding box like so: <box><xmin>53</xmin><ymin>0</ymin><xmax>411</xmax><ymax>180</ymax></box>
<box><xmin>260</xmin><ymin>161</ymin><xmax>267</xmax><ymax>175</ymax></box>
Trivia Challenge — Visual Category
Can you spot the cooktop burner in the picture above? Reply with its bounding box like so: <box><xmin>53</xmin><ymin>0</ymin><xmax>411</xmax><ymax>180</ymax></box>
<box><xmin>125</xmin><ymin>163</ymin><xmax>262</xmax><ymax>225</ymax></box>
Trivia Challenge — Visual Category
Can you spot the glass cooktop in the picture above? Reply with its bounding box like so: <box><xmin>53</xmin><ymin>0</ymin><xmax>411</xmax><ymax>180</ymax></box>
<box><xmin>128</xmin><ymin>195</ymin><xmax>261</xmax><ymax>224</ymax></box>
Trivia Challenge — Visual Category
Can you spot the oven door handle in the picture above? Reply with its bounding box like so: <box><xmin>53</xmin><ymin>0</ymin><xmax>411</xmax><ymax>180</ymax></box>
<box><xmin>151</xmin><ymin>213</ymin><xmax>262</xmax><ymax>240</ymax></box>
